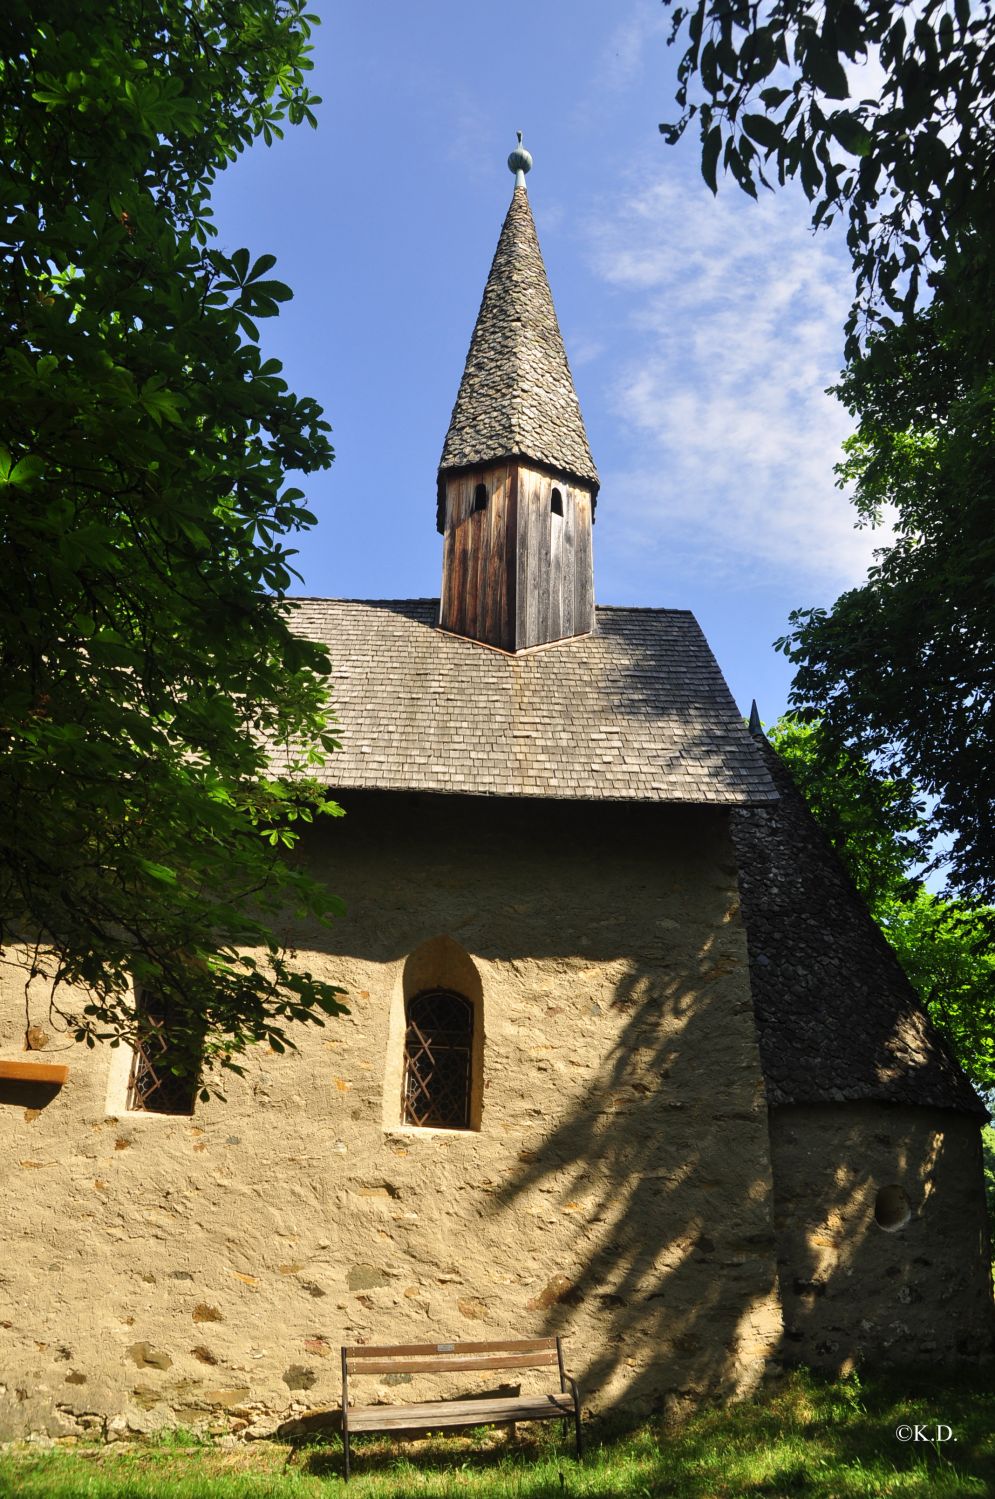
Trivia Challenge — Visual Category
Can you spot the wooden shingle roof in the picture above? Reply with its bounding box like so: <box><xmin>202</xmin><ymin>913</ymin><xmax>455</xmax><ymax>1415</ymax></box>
<box><xmin>284</xmin><ymin>598</ymin><xmax>777</xmax><ymax>806</ymax></box>
<box><xmin>732</xmin><ymin>736</ymin><xmax>987</xmax><ymax>1116</ymax></box>
<box><xmin>437</xmin><ymin>185</ymin><xmax>599</xmax><ymax>531</ymax></box>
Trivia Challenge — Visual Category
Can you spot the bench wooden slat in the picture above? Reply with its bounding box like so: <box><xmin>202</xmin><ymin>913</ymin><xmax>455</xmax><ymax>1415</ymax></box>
<box><xmin>345</xmin><ymin>1338</ymin><xmax>556</xmax><ymax>1360</ymax></box>
<box><xmin>349</xmin><ymin>1350</ymin><xmax>558</xmax><ymax>1375</ymax></box>
<box><xmin>348</xmin><ymin>1393</ymin><xmax>573</xmax><ymax>1432</ymax></box>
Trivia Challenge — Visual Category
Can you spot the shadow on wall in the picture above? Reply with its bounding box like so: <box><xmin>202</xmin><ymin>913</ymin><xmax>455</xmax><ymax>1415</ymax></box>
<box><xmin>489</xmin><ymin>939</ymin><xmax>782</xmax><ymax>1419</ymax></box>
<box><xmin>489</xmin><ymin>972</ymin><xmax>994</xmax><ymax>1410</ymax></box>
<box><xmin>294</xmin><ymin>794</ymin><xmax>991</xmax><ymax>1406</ymax></box>
<box><xmin>0</xmin><ymin>1079</ymin><xmax>62</xmax><ymax>1113</ymax></box>
<box><xmin>491</xmin><ymin>1043</ymin><xmax>995</xmax><ymax>1414</ymax></box>
<box><xmin>769</xmin><ymin>1102</ymin><xmax>995</xmax><ymax>1371</ymax></box>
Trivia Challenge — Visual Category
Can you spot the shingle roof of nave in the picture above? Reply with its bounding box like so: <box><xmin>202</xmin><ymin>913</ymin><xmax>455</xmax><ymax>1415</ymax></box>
<box><xmin>281</xmin><ymin>598</ymin><xmax>777</xmax><ymax>806</ymax></box>
<box><xmin>437</xmin><ymin>184</ymin><xmax>599</xmax><ymax>530</ymax></box>
<box><xmin>732</xmin><ymin>736</ymin><xmax>987</xmax><ymax>1116</ymax></box>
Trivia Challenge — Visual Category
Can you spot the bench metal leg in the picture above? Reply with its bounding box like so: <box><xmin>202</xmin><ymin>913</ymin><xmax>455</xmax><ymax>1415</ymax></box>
<box><xmin>563</xmin><ymin>1374</ymin><xmax>583</xmax><ymax>1459</ymax></box>
<box><xmin>342</xmin><ymin>1347</ymin><xmax>352</xmax><ymax>1480</ymax></box>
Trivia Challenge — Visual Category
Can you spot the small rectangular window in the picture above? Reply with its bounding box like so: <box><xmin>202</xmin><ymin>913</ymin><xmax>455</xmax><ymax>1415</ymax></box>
<box><xmin>127</xmin><ymin>986</ymin><xmax>202</xmax><ymax>1115</ymax></box>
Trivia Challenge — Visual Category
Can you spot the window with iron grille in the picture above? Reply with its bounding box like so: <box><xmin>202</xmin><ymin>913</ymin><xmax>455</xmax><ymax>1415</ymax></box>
<box><xmin>126</xmin><ymin>986</ymin><xmax>201</xmax><ymax>1115</ymax></box>
<box><xmin>401</xmin><ymin>988</ymin><xmax>473</xmax><ymax>1129</ymax></box>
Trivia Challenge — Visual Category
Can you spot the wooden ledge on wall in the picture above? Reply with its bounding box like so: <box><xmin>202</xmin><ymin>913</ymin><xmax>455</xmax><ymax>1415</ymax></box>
<box><xmin>0</xmin><ymin>1059</ymin><xmax>70</xmax><ymax>1086</ymax></box>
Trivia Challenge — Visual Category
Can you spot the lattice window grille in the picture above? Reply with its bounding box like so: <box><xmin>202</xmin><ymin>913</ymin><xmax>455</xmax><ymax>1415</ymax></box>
<box><xmin>126</xmin><ymin>988</ymin><xmax>199</xmax><ymax>1115</ymax></box>
<box><xmin>402</xmin><ymin>989</ymin><xmax>473</xmax><ymax>1129</ymax></box>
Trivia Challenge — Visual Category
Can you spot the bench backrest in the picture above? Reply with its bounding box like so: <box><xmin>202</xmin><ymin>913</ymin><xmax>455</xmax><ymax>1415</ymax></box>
<box><xmin>343</xmin><ymin>1337</ymin><xmax>562</xmax><ymax>1379</ymax></box>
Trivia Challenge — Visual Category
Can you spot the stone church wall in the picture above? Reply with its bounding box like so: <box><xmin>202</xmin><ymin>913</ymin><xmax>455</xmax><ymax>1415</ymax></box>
<box><xmin>770</xmin><ymin>1102</ymin><xmax>994</xmax><ymax>1368</ymax></box>
<box><xmin>0</xmin><ymin>792</ymin><xmax>783</xmax><ymax>1440</ymax></box>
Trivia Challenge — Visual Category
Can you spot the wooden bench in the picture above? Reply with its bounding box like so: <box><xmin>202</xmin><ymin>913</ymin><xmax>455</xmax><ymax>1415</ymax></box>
<box><xmin>340</xmin><ymin>1336</ymin><xmax>582</xmax><ymax>1479</ymax></box>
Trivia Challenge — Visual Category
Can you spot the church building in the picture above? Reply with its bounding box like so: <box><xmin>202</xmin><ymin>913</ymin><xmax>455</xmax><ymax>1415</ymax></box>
<box><xmin>0</xmin><ymin>140</ymin><xmax>991</xmax><ymax>1443</ymax></box>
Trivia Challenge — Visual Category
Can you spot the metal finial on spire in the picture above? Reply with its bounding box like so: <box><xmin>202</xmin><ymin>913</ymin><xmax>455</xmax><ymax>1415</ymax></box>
<box><xmin>507</xmin><ymin>131</ymin><xmax>533</xmax><ymax>189</ymax></box>
<box><xmin>748</xmin><ymin>700</ymin><xmax>763</xmax><ymax>737</ymax></box>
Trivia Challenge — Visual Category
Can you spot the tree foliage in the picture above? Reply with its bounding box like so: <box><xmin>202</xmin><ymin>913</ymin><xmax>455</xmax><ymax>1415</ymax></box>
<box><xmin>984</xmin><ymin>1126</ymin><xmax>995</xmax><ymax>1233</ymax></box>
<box><xmin>881</xmin><ymin>892</ymin><xmax>995</xmax><ymax>1102</ymax></box>
<box><xmin>0</xmin><ymin>0</ymin><xmax>349</xmax><ymax>1085</ymax></box>
<box><xmin>770</xmin><ymin>716</ymin><xmax>995</xmax><ymax>1104</ymax></box>
<box><xmin>660</xmin><ymin>0</ymin><xmax>995</xmax><ymax>353</ymax></box>
<box><xmin>660</xmin><ymin>0</ymin><xmax>995</xmax><ymax>904</ymax></box>
<box><xmin>776</xmin><ymin>274</ymin><xmax>995</xmax><ymax>903</ymax></box>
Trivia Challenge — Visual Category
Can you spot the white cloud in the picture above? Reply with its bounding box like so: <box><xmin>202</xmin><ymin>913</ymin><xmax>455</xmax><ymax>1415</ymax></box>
<box><xmin>584</xmin><ymin>171</ymin><xmax>892</xmax><ymax>590</ymax></box>
<box><xmin>568</xmin><ymin>333</ymin><xmax>606</xmax><ymax>368</ymax></box>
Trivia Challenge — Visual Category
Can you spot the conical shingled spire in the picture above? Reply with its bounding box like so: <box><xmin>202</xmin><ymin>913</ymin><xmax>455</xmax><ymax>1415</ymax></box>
<box><xmin>437</xmin><ymin>182</ymin><xmax>599</xmax><ymax>533</ymax></box>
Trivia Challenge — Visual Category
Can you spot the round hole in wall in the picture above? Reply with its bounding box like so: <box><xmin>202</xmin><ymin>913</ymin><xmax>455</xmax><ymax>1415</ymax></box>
<box><xmin>874</xmin><ymin>1184</ymin><xmax>911</xmax><ymax>1231</ymax></box>
<box><xmin>472</xmin><ymin>482</ymin><xmax>488</xmax><ymax>512</ymax></box>
<box><xmin>550</xmin><ymin>486</ymin><xmax>564</xmax><ymax>516</ymax></box>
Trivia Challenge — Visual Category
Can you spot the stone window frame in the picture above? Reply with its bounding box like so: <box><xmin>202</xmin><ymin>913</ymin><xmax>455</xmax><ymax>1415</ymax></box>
<box><xmin>105</xmin><ymin>983</ymin><xmax>203</xmax><ymax>1119</ymax></box>
<box><xmin>383</xmin><ymin>936</ymin><xmax>484</xmax><ymax>1135</ymax></box>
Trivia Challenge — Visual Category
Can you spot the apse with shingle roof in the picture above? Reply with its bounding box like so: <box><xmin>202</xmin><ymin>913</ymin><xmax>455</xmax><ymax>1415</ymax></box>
<box><xmin>732</xmin><ymin>732</ymin><xmax>986</xmax><ymax>1117</ymax></box>
<box><xmin>437</xmin><ymin>139</ymin><xmax>599</xmax><ymax>654</ymax></box>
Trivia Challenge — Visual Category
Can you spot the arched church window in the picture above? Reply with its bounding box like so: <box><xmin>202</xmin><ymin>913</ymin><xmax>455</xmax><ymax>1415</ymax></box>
<box><xmin>472</xmin><ymin>482</ymin><xmax>488</xmax><ymax>512</ymax></box>
<box><xmin>127</xmin><ymin>985</ymin><xmax>202</xmax><ymax>1115</ymax></box>
<box><xmin>402</xmin><ymin>988</ymin><xmax>473</xmax><ymax>1128</ymax></box>
<box><xmin>550</xmin><ymin>486</ymin><xmax>564</xmax><ymax>516</ymax></box>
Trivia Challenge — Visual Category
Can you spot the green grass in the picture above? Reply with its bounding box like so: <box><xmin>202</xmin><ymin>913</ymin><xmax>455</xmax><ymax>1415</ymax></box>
<box><xmin>1</xmin><ymin>1368</ymin><xmax>993</xmax><ymax>1498</ymax></box>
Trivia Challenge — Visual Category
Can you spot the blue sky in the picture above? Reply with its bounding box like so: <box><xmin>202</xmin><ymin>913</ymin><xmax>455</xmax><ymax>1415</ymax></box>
<box><xmin>211</xmin><ymin>0</ymin><xmax>883</xmax><ymax>724</ymax></box>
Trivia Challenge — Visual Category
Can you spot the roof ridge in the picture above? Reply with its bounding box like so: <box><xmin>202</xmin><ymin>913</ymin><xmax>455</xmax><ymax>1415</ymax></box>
<box><xmin>288</xmin><ymin>597</ymin><xmax>696</xmax><ymax>617</ymax></box>
<box><xmin>288</xmin><ymin>596</ymin><xmax>440</xmax><ymax>605</ymax></box>
<box><xmin>595</xmin><ymin>604</ymin><xmax>696</xmax><ymax>617</ymax></box>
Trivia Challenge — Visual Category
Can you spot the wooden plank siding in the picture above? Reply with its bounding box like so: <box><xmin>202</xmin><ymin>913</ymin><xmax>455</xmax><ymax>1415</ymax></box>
<box><xmin>440</xmin><ymin>466</ymin><xmax>515</xmax><ymax>651</ymax></box>
<box><xmin>535</xmin><ymin>468</ymin><xmax>552</xmax><ymax>649</ymax></box>
<box><xmin>573</xmin><ymin>489</ymin><xmax>594</xmax><ymax>634</ymax></box>
<box><xmin>515</xmin><ymin>465</ymin><xmax>594</xmax><ymax>651</ymax></box>
<box><xmin>440</xmin><ymin>462</ymin><xmax>594</xmax><ymax>653</ymax></box>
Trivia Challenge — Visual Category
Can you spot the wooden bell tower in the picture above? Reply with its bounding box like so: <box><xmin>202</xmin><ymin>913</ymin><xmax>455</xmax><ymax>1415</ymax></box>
<box><xmin>437</xmin><ymin>137</ymin><xmax>599</xmax><ymax>654</ymax></box>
